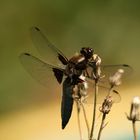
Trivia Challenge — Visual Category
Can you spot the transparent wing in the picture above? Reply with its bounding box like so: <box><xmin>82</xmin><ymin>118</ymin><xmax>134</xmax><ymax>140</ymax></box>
<box><xmin>109</xmin><ymin>89</ymin><xmax>121</xmax><ymax>103</ymax></box>
<box><xmin>19</xmin><ymin>53</ymin><xmax>65</xmax><ymax>87</ymax></box>
<box><xmin>84</xmin><ymin>79</ymin><xmax>121</xmax><ymax>104</ymax></box>
<box><xmin>87</xmin><ymin>63</ymin><xmax>133</xmax><ymax>87</ymax></box>
<box><xmin>101</xmin><ymin>64</ymin><xmax>133</xmax><ymax>81</ymax></box>
<box><xmin>83</xmin><ymin>64</ymin><xmax>131</xmax><ymax>104</ymax></box>
<box><xmin>30</xmin><ymin>27</ymin><xmax>68</xmax><ymax>66</ymax></box>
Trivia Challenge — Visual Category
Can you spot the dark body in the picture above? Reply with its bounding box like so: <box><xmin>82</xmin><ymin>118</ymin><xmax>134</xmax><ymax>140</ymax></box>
<box><xmin>53</xmin><ymin>49</ymin><xmax>93</xmax><ymax>129</ymax></box>
<box><xmin>59</xmin><ymin>53</ymin><xmax>91</xmax><ymax>129</ymax></box>
<box><xmin>19</xmin><ymin>26</ymin><xmax>94</xmax><ymax>129</ymax></box>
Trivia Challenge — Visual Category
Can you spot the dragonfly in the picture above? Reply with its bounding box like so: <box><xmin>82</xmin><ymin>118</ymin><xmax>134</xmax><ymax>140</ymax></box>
<box><xmin>19</xmin><ymin>27</ymin><xmax>94</xmax><ymax>129</ymax></box>
<box><xmin>19</xmin><ymin>27</ymin><xmax>132</xmax><ymax>129</ymax></box>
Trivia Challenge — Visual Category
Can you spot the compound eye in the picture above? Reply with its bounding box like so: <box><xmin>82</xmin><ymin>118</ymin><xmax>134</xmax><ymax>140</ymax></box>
<box><xmin>87</xmin><ymin>48</ymin><xmax>93</xmax><ymax>57</ymax></box>
<box><xmin>80</xmin><ymin>47</ymin><xmax>93</xmax><ymax>59</ymax></box>
<box><xmin>89</xmin><ymin>48</ymin><xmax>93</xmax><ymax>53</ymax></box>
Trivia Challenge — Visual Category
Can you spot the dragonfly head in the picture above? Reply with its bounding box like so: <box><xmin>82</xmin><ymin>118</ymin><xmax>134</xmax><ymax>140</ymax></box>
<box><xmin>80</xmin><ymin>47</ymin><xmax>93</xmax><ymax>59</ymax></box>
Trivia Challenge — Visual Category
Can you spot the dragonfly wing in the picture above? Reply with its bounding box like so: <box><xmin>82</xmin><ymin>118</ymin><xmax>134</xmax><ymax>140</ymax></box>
<box><xmin>111</xmin><ymin>90</ymin><xmax>121</xmax><ymax>103</ymax></box>
<box><xmin>100</xmin><ymin>64</ymin><xmax>133</xmax><ymax>86</ymax></box>
<box><xmin>19</xmin><ymin>53</ymin><xmax>65</xmax><ymax>86</ymax></box>
<box><xmin>31</xmin><ymin>27</ymin><xmax>68</xmax><ymax>65</ymax></box>
<box><xmin>87</xmin><ymin>63</ymin><xmax>133</xmax><ymax>87</ymax></box>
<box><xmin>61</xmin><ymin>77</ymin><xmax>74</xmax><ymax>129</ymax></box>
<box><xmin>83</xmin><ymin>79</ymin><xmax>121</xmax><ymax>104</ymax></box>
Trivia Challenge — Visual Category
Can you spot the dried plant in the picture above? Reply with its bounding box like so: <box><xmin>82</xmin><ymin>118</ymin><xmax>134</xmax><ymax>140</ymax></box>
<box><xmin>71</xmin><ymin>54</ymin><xmax>126</xmax><ymax>140</ymax></box>
<box><xmin>70</xmin><ymin>54</ymin><xmax>132</xmax><ymax>140</ymax></box>
<box><xmin>73</xmin><ymin>75</ymin><xmax>90</xmax><ymax>139</ymax></box>
<box><xmin>20</xmin><ymin>27</ymin><xmax>136</xmax><ymax>140</ymax></box>
<box><xmin>126</xmin><ymin>96</ymin><xmax>140</xmax><ymax>140</ymax></box>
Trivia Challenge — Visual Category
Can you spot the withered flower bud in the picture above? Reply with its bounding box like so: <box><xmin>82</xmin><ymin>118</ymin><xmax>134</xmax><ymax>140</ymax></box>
<box><xmin>90</xmin><ymin>54</ymin><xmax>102</xmax><ymax>79</ymax></box>
<box><xmin>78</xmin><ymin>75</ymin><xmax>88</xmax><ymax>97</ymax></box>
<box><xmin>127</xmin><ymin>96</ymin><xmax>140</xmax><ymax>121</ymax></box>
<box><xmin>92</xmin><ymin>54</ymin><xmax>101</xmax><ymax>66</ymax></box>
<box><xmin>109</xmin><ymin>69</ymin><xmax>124</xmax><ymax>87</ymax></box>
<box><xmin>99</xmin><ymin>96</ymin><xmax>113</xmax><ymax>114</ymax></box>
<box><xmin>73</xmin><ymin>75</ymin><xmax>88</xmax><ymax>100</ymax></box>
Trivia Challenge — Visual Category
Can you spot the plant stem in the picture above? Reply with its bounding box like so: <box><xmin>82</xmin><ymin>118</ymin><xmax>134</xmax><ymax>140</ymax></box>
<box><xmin>132</xmin><ymin>120</ymin><xmax>137</xmax><ymax>140</ymax></box>
<box><xmin>90</xmin><ymin>79</ymin><xmax>98</xmax><ymax>140</ymax></box>
<box><xmin>81</xmin><ymin>102</ymin><xmax>90</xmax><ymax>138</ymax></box>
<box><xmin>97</xmin><ymin>113</ymin><xmax>106</xmax><ymax>140</ymax></box>
<box><xmin>76</xmin><ymin>101</ymin><xmax>83</xmax><ymax>140</ymax></box>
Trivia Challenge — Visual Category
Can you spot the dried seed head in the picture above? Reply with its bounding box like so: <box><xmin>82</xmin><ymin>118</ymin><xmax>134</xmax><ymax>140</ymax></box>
<box><xmin>109</xmin><ymin>69</ymin><xmax>124</xmax><ymax>87</ymax></box>
<box><xmin>99</xmin><ymin>96</ymin><xmax>113</xmax><ymax>114</ymax></box>
<box><xmin>127</xmin><ymin>96</ymin><xmax>140</xmax><ymax>121</ymax></box>
<box><xmin>132</xmin><ymin>96</ymin><xmax>140</xmax><ymax>108</ymax></box>
<box><xmin>90</xmin><ymin>54</ymin><xmax>102</xmax><ymax>79</ymax></box>
<box><xmin>73</xmin><ymin>75</ymin><xmax>88</xmax><ymax>100</ymax></box>
<box><xmin>78</xmin><ymin>83</ymin><xmax>88</xmax><ymax>96</ymax></box>
<box><xmin>92</xmin><ymin>54</ymin><xmax>101</xmax><ymax>66</ymax></box>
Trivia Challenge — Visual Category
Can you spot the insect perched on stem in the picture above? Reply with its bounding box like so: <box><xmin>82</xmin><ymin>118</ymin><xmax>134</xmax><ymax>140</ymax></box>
<box><xmin>20</xmin><ymin>27</ymin><xmax>133</xmax><ymax>140</ymax></box>
<box><xmin>19</xmin><ymin>27</ymin><xmax>94</xmax><ymax>129</ymax></box>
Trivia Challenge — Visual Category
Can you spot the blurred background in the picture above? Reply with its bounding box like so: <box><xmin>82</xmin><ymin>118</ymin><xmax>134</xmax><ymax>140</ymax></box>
<box><xmin>0</xmin><ymin>0</ymin><xmax>140</xmax><ymax>139</ymax></box>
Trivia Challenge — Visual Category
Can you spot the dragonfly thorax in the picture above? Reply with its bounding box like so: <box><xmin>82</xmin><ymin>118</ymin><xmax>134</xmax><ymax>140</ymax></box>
<box><xmin>63</xmin><ymin>54</ymin><xmax>89</xmax><ymax>85</ymax></box>
<box><xmin>80</xmin><ymin>47</ymin><xmax>94</xmax><ymax>59</ymax></box>
<box><xmin>64</xmin><ymin>47</ymin><xmax>94</xmax><ymax>78</ymax></box>
<box><xmin>65</xmin><ymin>54</ymin><xmax>88</xmax><ymax>76</ymax></box>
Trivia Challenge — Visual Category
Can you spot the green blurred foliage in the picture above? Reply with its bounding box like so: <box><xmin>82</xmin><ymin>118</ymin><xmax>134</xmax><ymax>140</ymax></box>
<box><xmin>0</xmin><ymin>0</ymin><xmax>140</xmax><ymax>113</ymax></box>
